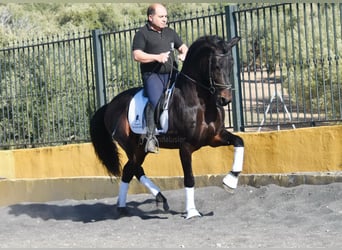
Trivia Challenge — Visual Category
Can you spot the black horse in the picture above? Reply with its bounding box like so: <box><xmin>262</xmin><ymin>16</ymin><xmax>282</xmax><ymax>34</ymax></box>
<box><xmin>90</xmin><ymin>35</ymin><xmax>244</xmax><ymax>219</ymax></box>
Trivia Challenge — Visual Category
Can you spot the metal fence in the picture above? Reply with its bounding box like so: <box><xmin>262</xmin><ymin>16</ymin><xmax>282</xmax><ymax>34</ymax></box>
<box><xmin>0</xmin><ymin>3</ymin><xmax>341</xmax><ymax>149</ymax></box>
<box><xmin>234</xmin><ymin>3</ymin><xmax>342</xmax><ymax>131</ymax></box>
<box><xmin>0</xmin><ymin>32</ymin><xmax>96</xmax><ymax>148</ymax></box>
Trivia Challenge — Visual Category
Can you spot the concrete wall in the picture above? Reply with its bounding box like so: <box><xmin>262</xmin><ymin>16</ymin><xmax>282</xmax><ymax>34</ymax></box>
<box><xmin>1</xmin><ymin>125</ymin><xmax>341</xmax><ymax>206</ymax></box>
<box><xmin>1</xmin><ymin>125</ymin><xmax>341</xmax><ymax>179</ymax></box>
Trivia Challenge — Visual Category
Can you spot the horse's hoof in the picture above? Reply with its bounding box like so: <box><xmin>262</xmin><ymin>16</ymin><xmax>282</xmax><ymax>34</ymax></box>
<box><xmin>156</xmin><ymin>192</ymin><xmax>169</xmax><ymax>211</ymax></box>
<box><xmin>185</xmin><ymin>208</ymin><xmax>201</xmax><ymax>219</ymax></box>
<box><xmin>223</xmin><ymin>173</ymin><xmax>239</xmax><ymax>190</ymax></box>
<box><xmin>117</xmin><ymin>207</ymin><xmax>129</xmax><ymax>216</ymax></box>
<box><xmin>222</xmin><ymin>183</ymin><xmax>235</xmax><ymax>194</ymax></box>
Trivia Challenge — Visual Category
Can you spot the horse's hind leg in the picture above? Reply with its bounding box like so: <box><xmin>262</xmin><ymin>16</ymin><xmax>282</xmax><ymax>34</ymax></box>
<box><xmin>117</xmin><ymin>160</ymin><xmax>169</xmax><ymax>214</ymax></box>
<box><xmin>134</xmin><ymin>166</ymin><xmax>169</xmax><ymax>211</ymax></box>
<box><xmin>116</xmin><ymin>161</ymin><xmax>135</xmax><ymax>215</ymax></box>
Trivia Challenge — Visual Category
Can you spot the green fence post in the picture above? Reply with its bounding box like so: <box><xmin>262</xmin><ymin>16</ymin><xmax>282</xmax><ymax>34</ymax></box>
<box><xmin>92</xmin><ymin>29</ymin><xmax>106</xmax><ymax>109</ymax></box>
<box><xmin>225</xmin><ymin>5</ymin><xmax>244</xmax><ymax>132</ymax></box>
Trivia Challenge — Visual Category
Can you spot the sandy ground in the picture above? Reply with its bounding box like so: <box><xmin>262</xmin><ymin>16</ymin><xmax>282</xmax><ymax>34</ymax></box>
<box><xmin>0</xmin><ymin>183</ymin><xmax>341</xmax><ymax>248</ymax></box>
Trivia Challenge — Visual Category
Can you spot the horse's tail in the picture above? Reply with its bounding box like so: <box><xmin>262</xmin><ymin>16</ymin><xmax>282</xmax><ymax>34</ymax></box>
<box><xmin>90</xmin><ymin>104</ymin><xmax>121</xmax><ymax>177</ymax></box>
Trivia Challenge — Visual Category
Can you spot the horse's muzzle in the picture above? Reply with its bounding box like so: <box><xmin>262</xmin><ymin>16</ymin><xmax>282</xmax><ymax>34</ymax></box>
<box><xmin>217</xmin><ymin>89</ymin><xmax>232</xmax><ymax>106</ymax></box>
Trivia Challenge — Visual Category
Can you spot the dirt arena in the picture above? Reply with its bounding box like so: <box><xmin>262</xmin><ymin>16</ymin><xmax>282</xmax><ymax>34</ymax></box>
<box><xmin>0</xmin><ymin>182</ymin><xmax>341</xmax><ymax>248</ymax></box>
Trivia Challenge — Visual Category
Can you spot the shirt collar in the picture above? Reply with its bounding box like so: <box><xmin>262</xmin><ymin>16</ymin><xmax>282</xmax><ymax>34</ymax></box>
<box><xmin>146</xmin><ymin>22</ymin><xmax>163</xmax><ymax>33</ymax></box>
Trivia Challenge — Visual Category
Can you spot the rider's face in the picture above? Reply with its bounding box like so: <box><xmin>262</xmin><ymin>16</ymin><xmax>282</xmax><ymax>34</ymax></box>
<box><xmin>149</xmin><ymin>5</ymin><xmax>168</xmax><ymax>31</ymax></box>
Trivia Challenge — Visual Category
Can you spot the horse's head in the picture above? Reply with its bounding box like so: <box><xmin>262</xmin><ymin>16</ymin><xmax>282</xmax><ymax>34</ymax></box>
<box><xmin>210</xmin><ymin>36</ymin><xmax>240</xmax><ymax>106</ymax></box>
<box><xmin>181</xmin><ymin>35</ymin><xmax>240</xmax><ymax>106</ymax></box>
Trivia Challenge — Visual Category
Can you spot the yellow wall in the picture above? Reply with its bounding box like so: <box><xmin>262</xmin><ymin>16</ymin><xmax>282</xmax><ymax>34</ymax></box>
<box><xmin>1</xmin><ymin>125</ymin><xmax>341</xmax><ymax>179</ymax></box>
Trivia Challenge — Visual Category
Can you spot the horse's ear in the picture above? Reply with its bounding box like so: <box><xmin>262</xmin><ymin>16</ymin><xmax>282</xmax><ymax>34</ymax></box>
<box><xmin>228</xmin><ymin>36</ymin><xmax>241</xmax><ymax>47</ymax></box>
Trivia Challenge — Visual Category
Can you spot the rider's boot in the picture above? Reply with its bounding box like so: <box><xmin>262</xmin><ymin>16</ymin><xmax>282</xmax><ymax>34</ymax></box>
<box><xmin>145</xmin><ymin>102</ymin><xmax>159</xmax><ymax>153</ymax></box>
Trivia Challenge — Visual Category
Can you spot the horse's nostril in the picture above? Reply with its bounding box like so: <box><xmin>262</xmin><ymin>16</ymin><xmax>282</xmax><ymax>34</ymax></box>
<box><xmin>217</xmin><ymin>97</ymin><xmax>229</xmax><ymax>106</ymax></box>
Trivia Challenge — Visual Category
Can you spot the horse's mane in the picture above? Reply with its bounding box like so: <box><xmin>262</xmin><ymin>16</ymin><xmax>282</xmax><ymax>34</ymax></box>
<box><xmin>175</xmin><ymin>35</ymin><xmax>229</xmax><ymax>90</ymax></box>
<box><xmin>181</xmin><ymin>35</ymin><xmax>228</xmax><ymax>71</ymax></box>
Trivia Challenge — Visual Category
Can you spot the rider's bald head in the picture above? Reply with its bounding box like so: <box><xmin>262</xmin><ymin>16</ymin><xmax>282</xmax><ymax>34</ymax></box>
<box><xmin>147</xmin><ymin>3</ymin><xmax>166</xmax><ymax>17</ymax></box>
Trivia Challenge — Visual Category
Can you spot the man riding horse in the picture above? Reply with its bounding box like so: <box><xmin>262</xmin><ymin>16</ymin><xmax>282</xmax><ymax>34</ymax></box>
<box><xmin>132</xmin><ymin>3</ymin><xmax>188</xmax><ymax>153</ymax></box>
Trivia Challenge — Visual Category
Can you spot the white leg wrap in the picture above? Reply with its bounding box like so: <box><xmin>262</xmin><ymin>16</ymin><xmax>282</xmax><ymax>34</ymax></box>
<box><xmin>185</xmin><ymin>187</ymin><xmax>196</xmax><ymax>211</ymax></box>
<box><xmin>223</xmin><ymin>147</ymin><xmax>244</xmax><ymax>190</ymax></box>
<box><xmin>140</xmin><ymin>175</ymin><xmax>160</xmax><ymax>196</ymax></box>
<box><xmin>223</xmin><ymin>173</ymin><xmax>239</xmax><ymax>189</ymax></box>
<box><xmin>185</xmin><ymin>187</ymin><xmax>201</xmax><ymax>219</ymax></box>
<box><xmin>117</xmin><ymin>181</ymin><xmax>129</xmax><ymax>207</ymax></box>
<box><xmin>232</xmin><ymin>147</ymin><xmax>244</xmax><ymax>172</ymax></box>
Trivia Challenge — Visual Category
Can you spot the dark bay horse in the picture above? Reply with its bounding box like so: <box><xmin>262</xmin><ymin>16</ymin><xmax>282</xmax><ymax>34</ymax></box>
<box><xmin>90</xmin><ymin>35</ymin><xmax>244</xmax><ymax>219</ymax></box>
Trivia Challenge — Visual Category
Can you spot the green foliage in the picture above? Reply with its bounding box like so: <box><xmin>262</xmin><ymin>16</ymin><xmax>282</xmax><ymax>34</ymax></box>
<box><xmin>0</xmin><ymin>3</ymin><xmax>218</xmax><ymax>43</ymax></box>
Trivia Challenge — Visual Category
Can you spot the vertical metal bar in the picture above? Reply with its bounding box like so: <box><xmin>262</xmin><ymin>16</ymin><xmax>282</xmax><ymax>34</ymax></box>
<box><xmin>101</xmin><ymin>34</ymin><xmax>109</xmax><ymax>97</ymax></box>
<box><xmin>86</xmin><ymin>32</ymin><xmax>96</xmax><ymax>115</ymax></box>
<box><xmin>51</xmin><ymin>36</ymin><xmax>57</xmax><ymax>141</ymax></box>
<box><xmin>24</xmin><ymin>40</ymin><xmax>31</xmax><ymax>145</ymax></box>
<box><xmin>325</xmin><ymin>3</ymin><xmax>335</xmax><ymax>119</ymax></box>
<box><xmin>303</xmin><ymin>3</ymin><xmax>313</xmax><ymax>121</ymax></box>
<box><xmin>113</xmin><ymin>33</ymin><xmax>120</xmax><ymax>96</ymax></box>
<box><xmin>242</xmin><ymin>7</ymin><xmax>249</xmax><ymax>127</ymax></box>
<box><xmin>250</xmin><ymin>9</ymin><xmax>256</xmax><ymax>125</ymax></box>
<box><xmin>56</xmin><ymin>35</ymin><xmax>63</xmax><ymax>141</ymax></box>
<box><xmin>263</xmin><ymin>7</ymin><xmax>272</xmax><ymax>127</ymax></box>
<box><xmin>296</xmin><ymin>4</ymin><xmax>306</xmax><ymax>121</ymax></box>
<box><xmin>123</xmin><ymin>30</ymin><xmax>129</xmax><ymax>88</ymax></box>
<box><xmin>118</xmin><ymin>31</ymin><xmax>124</xmax><ymax>93</ymax></box>
<box><xmin>317</xmin><ymin>3</ymin><xmax>326</xmax><ymax>120</ymax></box>
<box><xmin>77</xmin><ymin>31</ymin><xmax>86</xmax><ymax>139</ymax></box>
<box><xmin>226</xmin><ymin>5</ymin><xmax>244</xmax><ymax>132</ymax></box>
<box><xmin>8</xmin><ymin>47</ymin><xmax>15</xmax><ymax>144</ymax></box>
<box><xmin>65</xmin><ymin>33</ymin><xmax>71</xmax><ymax>140</ymax></box>
<box><xmin>0</xmin><ymin>54</ymin><xmax>4</xmax><ymax>145</ymax></box>
<box><xmin>269</xmin><ymin>6</ymin><xmax>277</xmax><ymax>125</ymax></box>
<box><xmin>3</xmin><ymin>49</ymin><xmax>9</xmax><ymax>144</ymax></box>
<box><xmin>289</xmin><ymin>4</ymin><xmax>299</xmax><ymax>120</ymax></box>
<box><xmin>255</xmin><ymin>8</ymin><xmax>262</xmax><ymax>124</ymax></box>
<box><xmin>92</xmin><ymin>29</ymin><xmax>106</xmax><ymax>109</ymax></box>
<box><xmin>334</xmin><ymin>4</ymin><xmax>342</xmax><ymax>118</ymax></box>
<box><xmin>130</xmin><ymin>26</ymin><xmax>138</xmax><ymax>87</ymax></box>
<box><xmin>42</xmin><ymin>38</ymin><xmax>50</xmax><ymax>143</ymax></box>
<box><xmin>310</xmin><ymin>4</ymin><xmax>319</xmax><ymax>123</ymax></box>
<box><xmin>11</xmin><ymin>43</ymin><xmax>19</xmax><ymax>144</ymax></box>
<box><xmin>276</xmin><ymin>5</ymin><xmax>284</xmax><ymax>123</ymax></box>
<box><xmin>282</xmin><ymin>4</ymin><xmax>293</xmax><ymax>120</ymax></box>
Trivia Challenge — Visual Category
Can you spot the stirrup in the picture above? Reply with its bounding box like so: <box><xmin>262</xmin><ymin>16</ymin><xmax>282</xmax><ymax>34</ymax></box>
<box><xmin>145</xmin><ymin>135</ymin><xmax>159</xmax><ymax>153</ymax></box>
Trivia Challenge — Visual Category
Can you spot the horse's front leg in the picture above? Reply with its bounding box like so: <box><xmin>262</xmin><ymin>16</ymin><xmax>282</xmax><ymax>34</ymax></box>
<box><xmin>179</xmin><ymin>143</ymin><xmax>201</xmax><ymax>219</ymax></box>
<box><xmin>220</xmin><ymin>131</ymin><xmax>244</xmax><ymax>191</ymax></box>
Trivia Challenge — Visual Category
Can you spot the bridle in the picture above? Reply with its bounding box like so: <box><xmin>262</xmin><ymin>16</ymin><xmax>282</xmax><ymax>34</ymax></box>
<box><xmin>207</xmin><ymin>53</ymin><xmax>233</xmax><ymax>93</ymax></box>
<box><xmin>175</xmin><ymin>52</ymin><xmax>233</xmax><ymax>95</ymax></box>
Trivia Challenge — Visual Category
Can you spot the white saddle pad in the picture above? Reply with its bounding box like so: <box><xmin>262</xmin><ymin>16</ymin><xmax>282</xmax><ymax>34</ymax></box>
<box><xmin>128</xmin><ymin>89</ymin><xmax>168</xmax><ymax>135</ymax></box>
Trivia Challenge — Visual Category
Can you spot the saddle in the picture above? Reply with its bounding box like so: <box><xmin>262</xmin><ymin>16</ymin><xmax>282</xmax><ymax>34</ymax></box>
<box><xmin>128</xmin><ymin>85</ymin><xmax>174</xmax><ymax>135</ymax></box>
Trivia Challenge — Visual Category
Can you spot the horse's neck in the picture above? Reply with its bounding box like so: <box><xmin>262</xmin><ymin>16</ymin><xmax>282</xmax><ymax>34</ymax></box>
<box><xmin>176</xmin><ymin>77</ymin><xmax>199</xmax><ymax>106</ymax></box>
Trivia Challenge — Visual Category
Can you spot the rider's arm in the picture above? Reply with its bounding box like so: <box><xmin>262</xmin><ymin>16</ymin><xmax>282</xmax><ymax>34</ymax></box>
<box><xmin>133</xmin><ymin>49</ymin><xmax>170</xmax><ymax>64</ymax></box>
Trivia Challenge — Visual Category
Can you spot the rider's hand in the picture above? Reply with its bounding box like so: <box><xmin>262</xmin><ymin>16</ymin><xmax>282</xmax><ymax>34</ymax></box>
<box><xmin>158</xmin><ymin>51</ymin><xmax>170</xmax><ymax>64</ymax></box>
<box><xmin>178</xmin><ymin>53</ymin><xmax>186</xmax><ymax>62</ymax></box>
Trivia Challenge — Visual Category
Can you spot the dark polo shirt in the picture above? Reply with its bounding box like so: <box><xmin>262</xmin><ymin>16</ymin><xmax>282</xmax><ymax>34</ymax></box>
<box><xmin>132</xmin><ymin>23</ymin><xmax>184</xmax><ymax>74</ymax></box>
